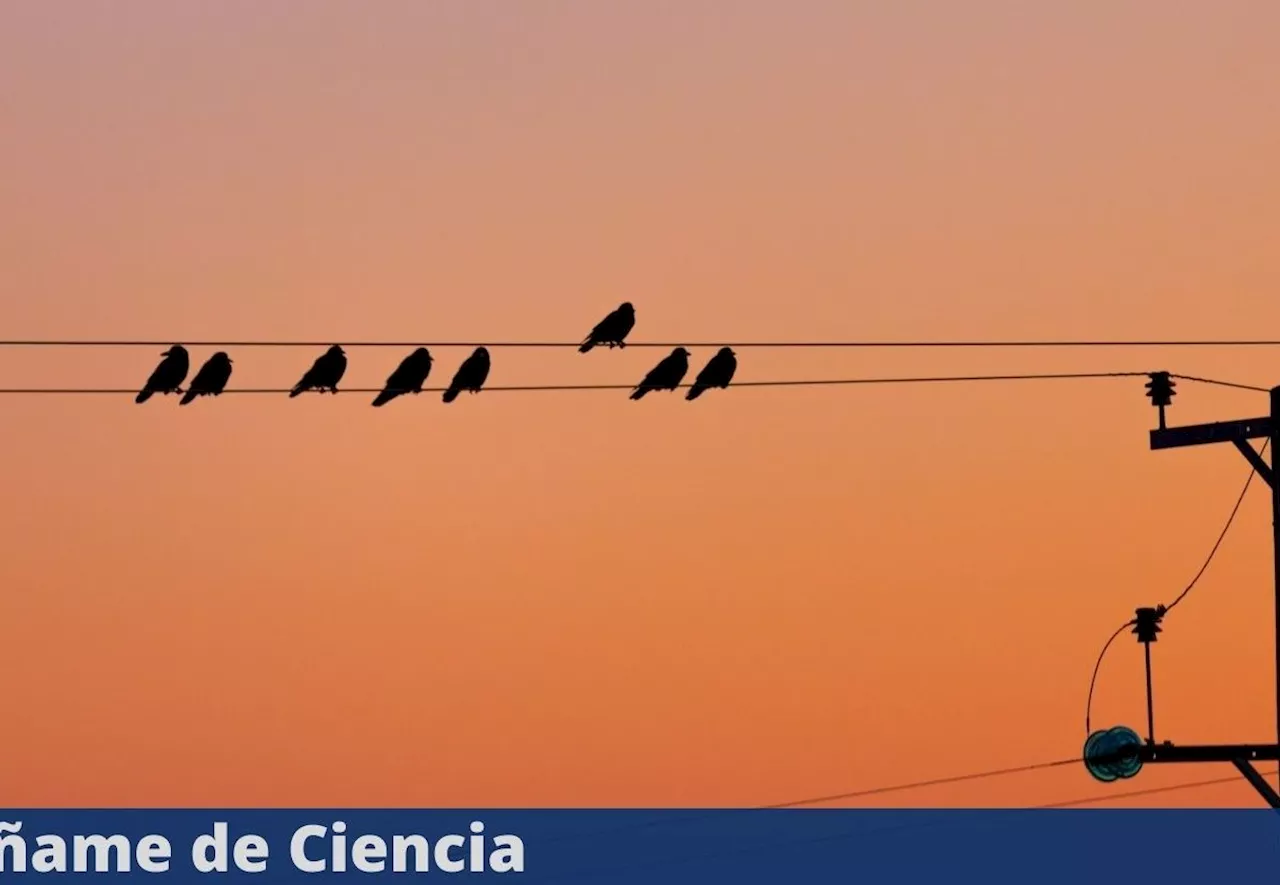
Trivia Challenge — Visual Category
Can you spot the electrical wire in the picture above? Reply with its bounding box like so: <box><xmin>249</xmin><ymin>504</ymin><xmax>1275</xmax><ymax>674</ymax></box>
<box><xmin>762</xmin><ymin>758</ymin><xmax>1079</xmax><ymax>809</ymax></box>
<box><xmin>5</xmin><ymin>339</ymin><xmax>1280</xmax><ymax>349</ymax></box>
<box><xmin>1085</xmin><ymin>619</ymin><xmax>1137</xmax><ymax>736</ymax></box>
<box><xmin>1162</xmin><ymin>437</ymin><xmax>1268</xmax><ymax>614</ymax></box>
<box><xmin>1171</xmin><ymin>374</ymin><xmax>1270</xmax><ymax>393</ymax></box>
<box><xmin>540</xmin><ymin>755</ymin><xmax>1082</xmax><ymax>850</ymax></box>
<box><xmin>1084</xmin><ymin>439</ymin><xmax>1268</xmax><ymax>735</ymax></box>
<box><xmin>1038</xmin><ymin>769</ymin><xmax>1279</xmax><ymax>808</ymax></box>
<box><xmin>0</xmin><ymin>371</ymin><xmax>1155</xmax><ymax>396</ymax></box>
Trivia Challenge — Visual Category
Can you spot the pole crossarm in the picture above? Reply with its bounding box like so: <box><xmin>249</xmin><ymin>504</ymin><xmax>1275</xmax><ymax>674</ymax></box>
<box><xmin>1087</xmin><ymin>743</ymin><xmax>1280</xmax><ymax>769</ymax></box>
<box><xmin>1140</xmin><ymin>743</ymin><xmax>1280</xmax><ymax>764</ymax></box>
<box><xmin>1150</xmin><ymin>416</ymin><xmax>1273</xmax><ymax>450</ymax></box>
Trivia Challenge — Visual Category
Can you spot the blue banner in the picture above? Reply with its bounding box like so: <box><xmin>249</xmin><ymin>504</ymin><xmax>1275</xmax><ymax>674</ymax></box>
<box><xmin>0</xmin><ymin>810</ymin><xmax>1273</xmax><ymax>881</ymax></box>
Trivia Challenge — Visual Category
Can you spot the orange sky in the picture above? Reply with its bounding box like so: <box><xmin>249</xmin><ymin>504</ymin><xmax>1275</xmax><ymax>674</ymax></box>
<box><xmin>2</xmin><ymin>0</ymin><xmax>1280</xmax><ymax>808</ymax></box>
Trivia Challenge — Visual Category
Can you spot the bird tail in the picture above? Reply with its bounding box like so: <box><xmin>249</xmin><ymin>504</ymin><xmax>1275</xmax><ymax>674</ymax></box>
<box><xmin>685</xmin><ymin>385</ymin><xmax>706</xmax><ymax>401</ymax></box>
<box><xmin>629</xmin><ymin>387</ymin><xmax>648</xmax><ymax>400</ymax></box>
<box><xmin>371</xmin><ymin>389</ymin><xmax>396</xmax><ymax>407</ymax></box>
<box><xmin>135</xmin><ymin>389</ymin><xmax>153</xmax><ymax>404</ymax></box>
<box><xmin>288</xmin><ymin>385</ymin><xmax>304</xmax><ymax>398</ymax></box>
<box><xmin>179</xmin><ymin>389</ymin><xmax>198</xmax><ymax>405</ymax></box>
<box><xmin>442</xmin><ymin>387</ymin><xmax>460</xmax><ymax>403</ymax></box>
<box><xmin>578</xmin><ymin>339</ymin><xmax>594</xmax><ymax>353</ymax></box>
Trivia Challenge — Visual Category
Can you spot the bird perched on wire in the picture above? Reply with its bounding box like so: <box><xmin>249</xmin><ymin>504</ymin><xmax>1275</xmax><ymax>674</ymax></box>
<box><xmin>180</xmin><ymin>352</ymin><xmax>233</xmax><ymax>405</ymax></box>
<box><xmin>443</xmin><ymin>346</ymin><xmax>490</xmax><ymax>403</ymax></box>
<box><xmin>686</xmin><ymin>347</ymin><xmax>737</xmax><ymax>401</ymax></box>
<box><xmin>578</xmin><ymin>302</ymin><xmax>635</xmax><ymax>353</ymax></box>
<box><xmin>372</xmin><ymin>347</ymin><xmax>434</xmax><ymax>407</ymax></box>
<box><xmin>135</xmin><ymin>345</ymin><xmax>189</xmax><ymax>404</ymax></box>
<box><xmin>289</xmin><ymin>345</ymin><xmax>347</xmax><ymax>397</ymax></box>
<box><xmin>630</xmin><ymin>347</ymin><xmax>690</xmax><ymax>400</ymax></box>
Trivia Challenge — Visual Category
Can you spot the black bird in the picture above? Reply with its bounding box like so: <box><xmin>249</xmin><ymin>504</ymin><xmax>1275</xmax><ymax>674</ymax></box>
<box><xmin>135</xmin><ymin>345</ymin><xmax>189</xmax><ymax>404</ymax></box>
<box><xmin>372</xmin><ymin>347</ymin><xmax>434</xmax><ymax>407</ymax></box>
<box><xmin>630</xmin><ymin>347</ymin><xmax>690</xmax><ymax>400</ymax></box>
<box><xmin>289</xmin><ymin>345</ymin><xmax>347</xmax><ymax>397</ymax></box>
<box><xmin>686</xmin><ymin>347</ymin><xmax>737</xmax><ymax>401</ymax></box>
<box><xmin>442</xmin><ymin>346</ymin><xmax>490</xmax><ymax>403</ymax></box>
<box><xmin>180</xmin><ymin>352</ymin><xmax>234</xmax><ymax>405</ymax></box>
<box><xmin>579</xmin><ymin>302</ymin><xmax>636</xmax><ymax>353</ymax></box>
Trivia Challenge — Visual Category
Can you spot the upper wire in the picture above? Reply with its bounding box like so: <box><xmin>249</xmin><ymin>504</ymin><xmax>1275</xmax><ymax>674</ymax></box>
<box><xmin>1171</xmin><ymin>373</ymin><xmax>1270</xmax><ymax>393</ymax></box>
<box><xmin>0</xmin><ymin>371</ymin><xmax>1159</xmax><ymax>395</ymax></box>
<box><xmin>5</xmin><ymin>338</ymin><xmax>1280</xmax><ymax>349</ymax></box>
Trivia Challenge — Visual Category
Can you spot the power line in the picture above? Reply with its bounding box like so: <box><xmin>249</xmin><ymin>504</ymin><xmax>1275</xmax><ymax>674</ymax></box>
<box><xmin>540</xmin><ymin>755</ymin><xmax>1081</xmax><ymax>850</ymax></box>
<box><xmin>762</xmin><ymin>758</ymin><xmax>1079</xmax><ymax>809</ymax></box>
<box><xmin>0</xmin><ymin>371</ymin><xmax>1158</xmax><ymax>396</ymax></box>
<box><xmin>1171</xmin><ymin>373</ymin><xmax>1270</xmax><ymax>393</ymax></box>
<box><xmin>1085</xmin><ymin>620</ymin><xmax>1136</xmax><ymax>736</ymax></box>
<box><xmin>776</xmin><ymin>763</ymin><xmax>1279</xmax><ymax>810</ymax></box>
<box><xmin>1038</xmin><ymin>769</ymin><xmax>1279</xmax><ymax>807</ymax></box>
<box><xmin>1162</xmin><ymin>438</ymin><xmax>1268</xmax><ymax>614</ymax></box>
<box><xmin>6</xmin><ymin>338</ymin><xmax>1280</xmax><ymax>349</ymax></box>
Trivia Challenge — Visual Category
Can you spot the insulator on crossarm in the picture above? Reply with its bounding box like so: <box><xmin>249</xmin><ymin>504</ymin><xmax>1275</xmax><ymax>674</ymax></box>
<box><xmin>1145</xmin><ymin>372</ymin><xmax>1176</xmax><ymax>429</ymax></box>
<box><xmin>1132</xmin><ymin>607</ymin><xmax>1164</xmax><ymax>644</ymax></box>
<box><xmin>1083</xmin><ymin>725</ymin><xmax>1144</xmax><ymax>783</ymax></box>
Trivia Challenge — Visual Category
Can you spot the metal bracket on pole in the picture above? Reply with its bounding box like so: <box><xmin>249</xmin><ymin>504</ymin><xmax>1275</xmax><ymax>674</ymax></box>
<box><xmin>1232</xmin><ymin>439</ymin><xmax>1274</xmax><ymax>487</ymax></box>
<box><xmin>1232</xmin><ymin>760</ymin><xmax>1280</xmax><ymax>809</ymax></box>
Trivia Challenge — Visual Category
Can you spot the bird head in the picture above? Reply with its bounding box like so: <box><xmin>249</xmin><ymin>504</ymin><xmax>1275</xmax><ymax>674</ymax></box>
<box><xmin>212</xmin><ymin>351</ymin><xmax>231</xmax><ymax>363</ymax></box>
<box><xmin>329</xmin><ymin>345</ymin><xmax>345</xmax><ymax>356</ymax></box>
<box><xmin>162</xmin><ymin>345</ymin><xmax>185</xmax><ymax>357</ymax></box>
<box><xmin>474</xmin><ymin>346</ymin><xmax>489</xmax><ymax>358</ymax></box>
<box><xmin>415</xmin><ymin>347</ymin><xmax>432</xmax><ymax>362</ymax></box>
<box><xmin>673</xmin><ymin>347</ymin><xmax>690</xmax><ymax>357</ymax></box>
<box><xmin>720</xmin><ymin>347</ymin><xmax>735</xmax><ymax>358</ymax></box>
<box><xmin>620</xmin><ymin>301</ymin><xmax>634</xmax><ymax>314</ymax></box>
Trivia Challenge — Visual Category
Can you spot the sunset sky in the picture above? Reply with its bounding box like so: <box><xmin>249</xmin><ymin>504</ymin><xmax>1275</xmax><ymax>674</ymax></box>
<box><xmin>2</xmin><ymin>1</ymin><xmax>1280</xmax><ymax>808</ymax></box>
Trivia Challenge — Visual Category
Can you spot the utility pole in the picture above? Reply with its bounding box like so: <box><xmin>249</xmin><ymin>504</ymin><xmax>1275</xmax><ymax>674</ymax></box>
<box><xmin>1270</xmin><ymin>386</ymin><xmax>1280</xmax><ymax>759</ymax></box>
<box><xmin>1083</xmin><ymin>373</ymin><xmax>1280</xmax><ymax>806</ymax></box>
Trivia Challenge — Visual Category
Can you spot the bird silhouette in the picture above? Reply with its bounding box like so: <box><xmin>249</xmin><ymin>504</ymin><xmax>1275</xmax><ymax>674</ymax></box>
<box><xmin>372</xmin><ymin>347</ymin><xmax>434</xmax><ymax>406</ymax></box>
<box><xmin>443</xmin><ymin>347</ymin><xmax>490</xmax><ymax>403</ymax></box>
<box><xmin>579</xmin><ymin>302</ymin><xmax>636</xmax><ymax>353</ymax></box>
<box><xmin>289</xmin><ymin>345</ymin><xmax>347</xmax><ymax>397</ymax></box>
<box><xmin>135</xmin><ymin>345</ymin><xmax>189</xmax><ymax>404</ymax></box>
<box><xmin>686</xmin><ymin>347</ymin><xmax>737</xmax><ymax>400</ymax></box>
<box><xmin>630</xmin><ymin>347</ymin><xmax>690</xmax><ymax>400</ymax></box>
<box><xmin>180</xmin><ymin>352</ymin><xmax>234</xmax><ymax>405</ymax></box>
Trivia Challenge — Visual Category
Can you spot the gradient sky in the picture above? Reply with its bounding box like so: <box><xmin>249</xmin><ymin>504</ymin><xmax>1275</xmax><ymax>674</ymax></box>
<box><xmin>2</xmin><ymin>0</ymin><xmax>1280</xmax><ymax>808</ymax></box>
